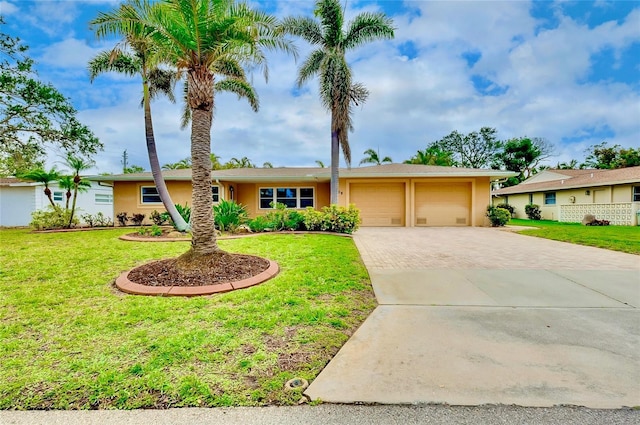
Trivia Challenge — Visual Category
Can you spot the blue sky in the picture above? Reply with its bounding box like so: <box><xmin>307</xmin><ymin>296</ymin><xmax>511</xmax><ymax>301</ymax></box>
<box><xmin>0</xmin><ymin>0</ymin><xmax>638</xmax><ymax>174</ymax></box>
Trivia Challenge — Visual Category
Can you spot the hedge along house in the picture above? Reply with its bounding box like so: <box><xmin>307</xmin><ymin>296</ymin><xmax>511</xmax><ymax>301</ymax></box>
<box><xmin>90</xmin><ymin>164</ymin><xmax>515</xmax><ymax>227</ymax></box>
<box><xmin>492</xmin><ymin>166</ymin><xmax>640</xmax><ymax>225</ymax></box>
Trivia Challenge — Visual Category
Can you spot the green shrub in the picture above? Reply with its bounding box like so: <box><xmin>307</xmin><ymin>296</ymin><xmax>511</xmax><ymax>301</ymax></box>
<box><xmin>320</xmin><ymin>204</ymin><xmax>361</xmax><ymax>234</ymax></box>
<box><xmin>486</xmin><ymin>206</ymin><xmax>510</xmax><ymax>227</ymax></box>
<box><xmin>81</xmin><ymin>212</ymin><xmax>113</xmax><ymax>227</ymax></box>
<box><xmin>150</xmin><ymin>224</ymin><xmax>163</xmax><ymax>236</ymax></box>
<box><xmin>525</xmin><ymin>204</ymin><xmax>542</xmax><ymax>220</ymax></box>
<box><xmin>136</xmin><ymin>226</ymin><xmax>147</xmax><ymax>236</ymax></box>
<box><xmin>150</xmin><ymin>210</ymin><xmax>167</xmax><ymax>226</ymax></box>
<box><xmin>285</xmin><ymin>210</ymin><xmax>306</xmax><ymax>231</ymax></box>
<box><xmin>30</xmin><ymin>207</ymin><xmax>79</xmax><ymax>230</ymax></box>
<box><xmin>303</xmin><ymin>208</ymin><xmax>325</xmax><ymax>231</ymax></box>
<box><xmin>213</xmin><ymin>200</ymin><xmax>248</xmax><ymax>232</ymax></box>
<box><xmin>170</xmin><ymin>203</ymin><xmax>191</xmax><ymax>229</ymax></box>
<box><xmin>248</xmin><ymin>216</ymin><xmax>270</xmax><ymax>232</ymax></box>
<box><xmin>496</xmin><ymin>203</ymin><xmax>515</xmax><ymax>216</ymax></box>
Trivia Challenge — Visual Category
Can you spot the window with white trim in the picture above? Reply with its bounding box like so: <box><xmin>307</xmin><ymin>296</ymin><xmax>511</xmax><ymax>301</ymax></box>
<box><xmin>259</xmin><ymin>187</ymin><xmax>314</xmax><ymax>209</ymax></box>
<box><xmin>544</xmin><ymin>192</ymin><xmax>556</xmax><ymax>205</ymax></box>
<box><xmin>212</xmin><ymin>186</ymin><xmax>220</xmax><ymax>203</ymax></box>
<box><xmin>95</xmin><ymin>193</ymin><xmax>113</xmax><ymax>204</ymax></box>
<box><xmin>633</xmin><ymin>186</ymin><xmax>640</xmax><ymax>202</ymax></box>
<box><xmin>141</xmin><ymin>186</ymin><xmax>161</xmax><ymax>204</ymax></box>
<box><xmin>53</xmin><ymin>191</ymin><xmax>63</xmax><ymax>202</ymax></box>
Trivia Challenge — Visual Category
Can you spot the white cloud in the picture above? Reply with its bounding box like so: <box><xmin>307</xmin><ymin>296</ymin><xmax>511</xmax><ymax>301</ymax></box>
<box><xmin>0</xmin><ymin>1</ymin><xmax>18</xmax><ymax>15</ymax></box>
<box><xmin>39</xmin><ymin>38</ymin><xmax>104</xmax><ymax>68</ymax></box>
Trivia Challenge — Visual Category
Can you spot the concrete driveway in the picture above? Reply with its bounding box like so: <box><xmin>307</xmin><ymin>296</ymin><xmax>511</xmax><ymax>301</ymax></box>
<box><xmin>305</xmin><ymin>227</ymin><xmax>640</xmax><ymax>408</ymax></box>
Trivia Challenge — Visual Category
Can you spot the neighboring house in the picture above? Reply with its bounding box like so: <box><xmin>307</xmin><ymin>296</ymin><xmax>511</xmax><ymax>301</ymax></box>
<box><xmin>90</xmin><ymin>164</ymin><xmax>514</xmax><ymax>227</ymax></box>
<box><xmin>493</xmin><ymin>166</ymin><xmax>640</xmax><ymax>225</ymax></box>
<box><xmin>0</xmin><ymin>178</ymin><xmax>114</xmax><ymax>227</ymax></box>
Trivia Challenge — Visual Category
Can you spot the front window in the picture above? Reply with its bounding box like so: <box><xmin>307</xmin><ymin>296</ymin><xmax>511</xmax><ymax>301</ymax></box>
<box><xmin>95</xmin><ymin>193</ymin><xmax>113</xmax><ymax>204</ymax></box>
<box><xmin>141</xmin><ymin>186</ymin><xmax>161</xmax><ymax>204</ymax></box>
<box><xmin>212</xmin><ymin>186</ymin><xmax>219</xmax><ymax>203</ymax></box>
<box><xmin>544</xmin><ymin>192</ymin><xmax>556</xmax><ymax>205</ymax></box>
<box><xmin>634</xmin><ymin>186</ymin><xmax>640</xmax><ymax>202</ymax></box>
<box><xmin>260</xmin><ymin>187</ymin><xmax>314</xmax><ymax>209</ymax></box>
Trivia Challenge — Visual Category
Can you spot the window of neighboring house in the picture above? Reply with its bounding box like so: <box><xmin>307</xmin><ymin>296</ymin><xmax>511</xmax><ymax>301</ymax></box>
<box><xmin>212</xmin><ymin>186</ymin><xmax>219</xmax><ymax>203</ymax></box>
<box><xmin>544</xmin><ymin>192</ymin><xmax>556</xmax><ymax>205</ymax></box>
<box><xmin>141</xmin><ymin>186</ymin><xmax>162</xmax><ymax>204</ymax></box>
<box><xmin>95</xmin><ymin>193</ymin><xmax>113</xmax><ymax>204</ymax></box>
<box><xmin>259</xmin><ymin>187</ymin><xmax>314</xmax><ymax>209</ymax></box>
<box><xmin>529</xmin><ymin>193</ymin><xmax>533</xmax><ymax>204</ymax></box>
<box><xmin>53</xmin><ymin>191</ymin><xmax>63</xmax><ymax>202</ymax></box>
<box><xmin>633</xmin><ymin>186</ymin><xmax>640</xmax><ymax>202</ymax></box>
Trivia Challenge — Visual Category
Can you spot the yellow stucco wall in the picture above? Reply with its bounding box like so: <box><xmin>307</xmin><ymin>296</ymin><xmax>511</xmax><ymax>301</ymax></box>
<box><xmin>113</xmin><ymin>181</ymin><xmax>193</xmax><ymax>225</ymax></box>
<box><xmin>496</xmin><ymin>184</ymin><xmax>638</xmax><ymax>221</ymax></box>
<box><xmin>235</xmin><ymin>181</ymin><xmax>331</xmax><ymax>217</ymax></box>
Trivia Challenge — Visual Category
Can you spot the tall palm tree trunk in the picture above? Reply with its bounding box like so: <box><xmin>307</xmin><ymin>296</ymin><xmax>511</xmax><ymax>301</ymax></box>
<box><xmin>143</xmin><ymin>81</ymin><xmax>190</xmax><ymax>232</ymax></box>
<box><xmin>68</xmin><ymin>181</ymin><xmax>79</xmax><ymax>227</ymax></box>
<box><xmin>330</xmin><ymin>126</ymin><xmax>340</xmax><ymax>205</ymax></box>
<box><xmin>189</xmin><ymin>107</ymin><xmax>218</xmax><ymax>256</ymax></box>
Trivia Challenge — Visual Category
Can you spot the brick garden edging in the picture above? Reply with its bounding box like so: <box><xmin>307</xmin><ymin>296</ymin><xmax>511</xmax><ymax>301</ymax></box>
<box><xmin>115</xmin><ymin>258</ymin><xmax>279</xmax><ymax>296</ymax></box>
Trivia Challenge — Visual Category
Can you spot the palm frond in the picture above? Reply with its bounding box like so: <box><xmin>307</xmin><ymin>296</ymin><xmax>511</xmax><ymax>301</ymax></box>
<box><xmin>88</xmin><ymin>50</ymin><xmax>141</xmax><ymax>81</ymax></box>
<box><xmin>214</xmin><ymin>78</ymin><xmax>259</xmax><ymax>112</ymax></box>
<box><xmin>280</xmin><ymin>16</ymin><xmax>324</xmax><ymax>46</ymax></box>
<box><xmin>344</xmin><ymin>12</ymin><xmax>395</xmax><ymax>50</ymax></box>
<box><xmin>296</xmin><ymin>49</ymin><xmax>325</xmax><ymax>88</ymax></box>
<box><xmin>314</xmin><ymin>0</ymin><xmax>344</xmax><ymax>48</ymax></box>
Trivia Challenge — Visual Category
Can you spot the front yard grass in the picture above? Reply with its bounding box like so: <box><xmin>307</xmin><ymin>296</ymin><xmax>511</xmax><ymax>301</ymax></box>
<box><xmin>0</xmin><ymin>229</ymin><xmax>376</xmax><ymax>409</ymax></box>
<box><xmin>509</xmin><ymin>219</ymin><xmax>640</xmax><ymax>255</ymax></box>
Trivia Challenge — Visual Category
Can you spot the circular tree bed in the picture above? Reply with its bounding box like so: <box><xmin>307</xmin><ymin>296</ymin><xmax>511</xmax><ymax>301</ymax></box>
<box><xmin>116</xmin><ymin>251</ymin><xmax>278</xmax><ymax>296</ymax></box>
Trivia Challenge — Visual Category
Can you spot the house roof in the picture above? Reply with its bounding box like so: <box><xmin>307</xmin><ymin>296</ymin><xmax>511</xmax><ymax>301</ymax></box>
<box><xmin>89</xmin><ymin>164</ymin><xmax>516</xmax><ymax>183</ymax></box>
<box><xmin>493</xmin><ymin>166</ymin><xmax>640</xmax><ymax>195</ymax></box>
<box><xmin>0</xmin><ymin>177</ymin><xmax>39</xmax><ymax>187</ymax></box>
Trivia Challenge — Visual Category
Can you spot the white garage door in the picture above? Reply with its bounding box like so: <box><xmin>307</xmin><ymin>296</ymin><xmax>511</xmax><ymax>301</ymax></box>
<box><xmin>350</xmin><ymin>182</ymin><xmax>405</xmax><ymax>227</ymax></box>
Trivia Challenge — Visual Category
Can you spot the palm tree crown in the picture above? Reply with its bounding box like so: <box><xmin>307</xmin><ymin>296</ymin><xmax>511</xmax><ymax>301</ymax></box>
<box><xmin>359</xmin><ymin>148</ymin><xmax>392</xmax><ymax>166</ymax></box>
<box><xmin>282</xmin><ymin>0</ymin><xmax>394</xmax><ymax>203</ymax></box>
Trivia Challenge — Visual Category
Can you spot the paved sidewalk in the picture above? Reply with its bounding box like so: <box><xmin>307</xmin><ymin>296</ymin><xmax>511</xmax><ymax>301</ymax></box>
<box><xmin>305</xmin><ymin>228</ymin><xmax>640</xmax><ymax>407</ymax></box>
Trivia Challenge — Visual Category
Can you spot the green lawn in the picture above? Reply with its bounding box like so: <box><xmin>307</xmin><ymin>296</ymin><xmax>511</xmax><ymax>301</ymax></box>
<box><xmin>509</xmin><ymin>219</ymin><xmax>640</xmax><ymax>255</ymax></box>
<box><xmin>0</xmin><ymin>229</ymin><xmax>376</xmax><ymax>409</ymax></box>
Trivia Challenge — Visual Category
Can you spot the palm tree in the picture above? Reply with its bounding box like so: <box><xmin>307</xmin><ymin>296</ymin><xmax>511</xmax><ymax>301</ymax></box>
<box><xmin>162</xmin><ymin>157</ymin><xmax>192</xmax><ymax>170</ymax></box>
<box><xmin>58</xmin><ymin>175</ymin><xmax>91</xmax><ymax>210</ymax></box>
<box><xmin>262</xmin><ymin>162</ymin><xmax>274</xmax><ymax>168</ymax></box>
<box><xmin>92</xmin><ymin>0</ymin><xmax>294</xmax><ymax>259</ymax></box>
<box><xmin>226</xmin><ymin>157</ymin><xmax>256</xmax><ymax>169</ymax></box>
<box><xmin>315</xmin><ymin>160</ymin><xmax>326</xmax><ymax>168</ymax></box>
<box><xmin>89</xmin><ymin>4</ymin><xmax>190</xmax><ymax>232</ymax></box>
<box><xmin>283</xmin><ymin>0</ymin><xmax>394</xmax><ymax>203</ymax></box>
<box><xmin>19</xmin><ymin>167</ymin><xmax>60</xmax><ymax>208</ymax></box>
<box><xmin>359</xmin><ymin>148</ymin><xmax>392</xmax><ymax>166</ymax></box>
<box><xmin>64</xmin><ymin>155</ymin><xmax>94</xmax><ymax>227</ymax></box>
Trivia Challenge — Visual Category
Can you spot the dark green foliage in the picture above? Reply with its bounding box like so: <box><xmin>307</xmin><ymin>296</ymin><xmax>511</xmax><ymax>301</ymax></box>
<box><xmin>0</xmin><ymin>19</ymin><xmax>101</xmax><ymax>176</ymax></box>
<box><xmin>581</xmin><ymin>142</ymin><xmax>640</xmax><ymax>169</ymax></box>
<box><xmin>150</xmin><ymin>210</ymin><xmax>168</xmax><ymax>226</ymax></box>
<box><xmin>116</xmin><ymin>212</ymin><xmax>129</xmax><ymax>227</ymax></box>
<box><xmin>248</xmin><ymin>216</ymin><xmax>270</xmax><ymax>232</ymax></box>
<box><xmin>174</xmin><ymin>203</ymin><xmax>191</xmax><ymax>223</ymax></box>
<box><xmin>320</xmin><ymin>205</ymin><xmax>360</xmax><ymax>234</ymax></box>
<box><xmin>213</xmin><ymin>200</ymin><xmax>248</xmax><ymax>232</ymax></box>
<box><xmin>285</xmin><ymin>210</ymin><xmax>306</xmax><ymax>231</ymax></box>
<box><xmin>80</xmin><ymin>212</ymin><xmax>113</xmax><ymax>227</ymax></box>
<box><xmin>432</xmin><ymin>127</ymin><xmax>501</xmax><ymax>169</ymax></box>
<box><xmin>486</xmin><ymin>206</ymin><xmax>510</xmax><ymax>227</ymax></box>
<box><xmin>525</xmin><ymin>204</ymin><xmax>542</xmax><ymax>220</ymax></box>
<box><xmin>496</xmin><ymin>203</ymin><xmax>515</xmax><ymax>215</ymax></box>
<box><xmin>494</xmin><ymin>137</ymin><xmax>553</xmax><ymax>186</ymax></box>
<box><xmin>404</xmin><ymin>144</ymin><xmax>455</xmax><ymax>166</ymax></box>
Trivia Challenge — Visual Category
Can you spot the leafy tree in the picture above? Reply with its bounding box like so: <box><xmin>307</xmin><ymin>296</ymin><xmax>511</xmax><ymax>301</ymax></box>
<box><xmin>0</xmin><ymin>18</ymin><xmax>101</xmax><ymax>177</ymax></box>
<box><xmin>283</xmin><ymin>0</ymin><xmax>394</xmax><ymax>203</ymax></box>
<box><xmin>433</xmin><ymin>127</ymin><xmax>501</xmax><ymax>168</ymax></box>
<box><xmin>582</xmin><ymin>142</ymin><xmax>640</xmax><ymax>169</ymax></box>
<box><xmin>162</xmin><ymin>157</ymin><xmax>192</xmax><ymax>170</ymax></box>
<box><xmin>90</xmin><ymin>8</ymin><xmax>189</xmax><ymax>232</ymax></box>
<box><xmin>494</xmin><ymin>137</ymin><xmax>553</xmax><ymax>185</ymax></box>
<box><xmin>359</xmin><ymin>148</ymin><xmax>392</xmax><ymax>166</ymax></box>
<box><xmin>123</xmin><ymin>164</ymin><xmax>145</xmax><ymax>173</ymax></box>
<box><xmin>18</xmin><ymin>167</ymin><xmax>60</xmax><ymax>208</ymax></box>
<box><xmin>93</xmin><ymin>0</ymin><xmax>294</xmax><ymax>259</ymax></box>
<box><xmin>404</xmin><ymin>144</ymin><xmax>455</xmax><ymax>166</ymax></box>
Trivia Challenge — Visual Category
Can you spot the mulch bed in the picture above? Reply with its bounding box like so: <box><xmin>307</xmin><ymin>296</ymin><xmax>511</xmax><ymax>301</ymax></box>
<box><xmin>128</xmin><ymin>252</ymin><xmax>270</xmax><ymax>287</ymax></box>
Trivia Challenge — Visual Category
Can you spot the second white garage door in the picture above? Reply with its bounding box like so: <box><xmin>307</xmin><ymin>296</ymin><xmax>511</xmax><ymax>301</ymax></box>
<box><xmin>414</xmin><ymin>182</ymin><xmax>471</xmax><ymax>226</ymax></box>
<box><xmin>350</xmin><ymin>182</ymin><xmax>405</xmax><ymax>226</ymax></box>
